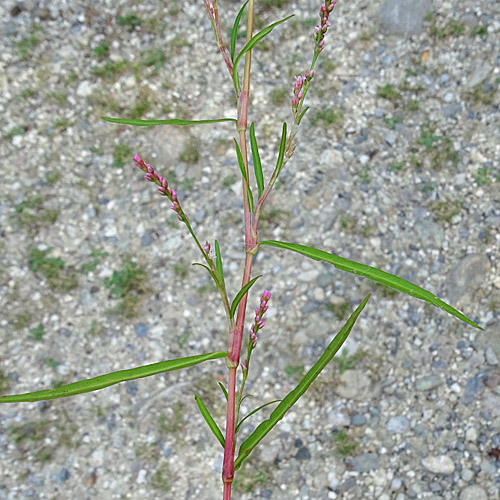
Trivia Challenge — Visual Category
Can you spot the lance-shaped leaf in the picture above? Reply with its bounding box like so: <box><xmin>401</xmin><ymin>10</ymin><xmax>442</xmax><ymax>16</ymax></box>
<box><xmin>230</xmin><ymin>275</ymin><xmax>262</xmax><ymax>319</ymax></box>
<box><xmin>236</xmin><ymin>399</ymin><xmax>281</xmax><ymax>433</ymax></box>
<box><xmin>0</xmin><ymin>352</ymin><xmax>227</xmax><ymax>403</ymax></box>
<box><xmin>260</xmin><ymin>240</ymin><xmax>481</xmax><ymax>330</ymax></box>
<box><xmin>233</xmin><ymin>15</ymin><xmax>294</xmax><ymax>89</ymax></box>
<box><xmin>272</xmin><ymin>122</ymin><xmax>287</xmax><ymax>180</ymax></box>
<box><xmin>297</xmin><ymin>106</ymin><xmax>310</xmax><ymax>125</ymax></box>
<box><xmin>214</xmin><ymin>240</ymin><xmax>225</xmax><ymax>289</ymax></box>
<box><xmin>231</xmin><ymin>0</ymin><xmax>249</xmax><ymax>62</ymax></box>
<box><xmin>250</xmin><ymin>123</ymin><xmax>264</xmax><ymax>198</ymax></box>
<box><xmin>234</xmin><ymin>139</ymin><xmax>254</xmax><ymax>211</ymax></box>
<box><xmin>195</xmin><ymin>395</ymin><xmax>225</xmax><ymax>448</ymax></box>
<box><xmin>192</xmin><ymin>262</ymin><xmax>217</xmax><ymax>283</ymax></box>
<box><xmin>101</xmin><ymin>117</ymin><xmax>236</xmax><ymax>126</ymax></box>
<box><xmin>234</xmin><ymin>296</ymin><xmax>370</xmax><ymax>470</ymax></box>
<box><xmin>218</xmin><ymin>382</ymin><xmax>229</xmax><ymax>401</ymax></box>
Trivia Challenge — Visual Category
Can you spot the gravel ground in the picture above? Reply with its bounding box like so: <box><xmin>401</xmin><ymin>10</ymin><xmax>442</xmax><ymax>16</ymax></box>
<box><xmin>1</xmin><ymin>0</ymin><xmax>499</xmax><ymax>499</ymax></box>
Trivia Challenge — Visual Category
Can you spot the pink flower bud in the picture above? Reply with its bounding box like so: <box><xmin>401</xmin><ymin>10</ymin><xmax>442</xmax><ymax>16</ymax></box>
<box><xmin>203</xmin><ymin>242</ymin><xmax>211</xmax><ymax>253</ymax></box>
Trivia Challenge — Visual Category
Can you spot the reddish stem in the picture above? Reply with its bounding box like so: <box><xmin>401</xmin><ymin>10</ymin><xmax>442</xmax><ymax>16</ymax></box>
<box><xmin>221</xmin><ymin>1</ymin><xmax>255</xmax><ymax>498</ymax></box>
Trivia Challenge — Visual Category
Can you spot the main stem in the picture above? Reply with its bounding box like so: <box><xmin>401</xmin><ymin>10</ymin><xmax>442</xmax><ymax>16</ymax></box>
<box><xmin>222</xmin><ymin>1</ymin><xmax>255</xmax><ymax>498</ymax></box>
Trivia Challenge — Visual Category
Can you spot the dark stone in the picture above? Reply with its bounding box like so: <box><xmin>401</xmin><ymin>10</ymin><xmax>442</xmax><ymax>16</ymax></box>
<box><xmin>295</xmin><ymin>447</ymin><xmax>311</xmax><ymax>461</ymax></box>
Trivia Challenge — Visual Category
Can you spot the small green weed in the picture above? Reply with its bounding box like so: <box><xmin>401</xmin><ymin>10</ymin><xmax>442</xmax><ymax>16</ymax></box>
<box><xmin>104</xmin><ymin>260</ymin><xmax>146</xmax><ymax>299</ymax></box>
<box><xmin>405</xmin><ymin>99</ymin><xmax>420</xmax><ymax>112</ymax></box>
<box><xmin>327</xmin><ymin>301</ymin><xmax>351</xmax><ymax>321</ymax></box>
<box><xmin>384</xmin><ymin>117</ymin><xmax>402</xmax><ymax>130</ymax></box>
<box><xmin>0</xmin><ymin>370</ymin><xmax>11</xmax><ymax>395</ymax></box>
<box><xmin>310</xmin><ymin>108</ymin><xmax>343</xmax><ymax>129</ymax></box>
<box><xmin>151</xmin><ymin>464</ymin><xmax>172</xmax><ymax>493</ymax></box>
<box><xmin>269</xmin><ymin>87</ymin><xmax>288</xmax><ymax>106</ymax></box>
<box><xmin>340</xmin><ymin>216</ymin><xmax>356</xmax><ymax>232</ymax></box>
<box><xmin>159</xmin><ymin>402</ymin><xmax>185</xmax><ymax>434</ymax></box>
<box><xmin>28</xmin><ymin>248</ymin><xmax>78</xmax><ymax>291</ymax></box>
<box><xmin>332</xmin><ymin>348</ymin><xmax>366</xmax><ymax>374</ymax></box>
<box><xmin>471</xmin><ymin>25</ymin><xmax>487</xmax><ymax>36</ymax></box>
<box><xmin>118</xmin><ymin>13</ymin><xmax>142</xmax><ymax>31</ymax></box>
<box><xmin>474</xmin><ymin>167</ymin><xmax>492</xmax><ymax>187</ymax></box>
<box><xmin>44</xmin><ymin>358</ymin><xmax>61</xmax><ymax>372</ymax></box>
<box><xmin>6</xmin><ymin>125</ymin><xmax>25</xmax><ymax>140</ymax></box>
<box><xmin>13</xmin><ymin>35</ymin><xmax>39</xmax><ymax>60</ymax></box>
<box><xmin>94</xmin><ymin>42</ymin><xmax>109</xmax><ymax>59</ymax></box>
<box><xmin>81</xmin><ymin>248</ymin><xmax>109</xmax><ymax>274</ymax></box>
<box><xmin>179</xmin><ymin>138</ymin><xmax>200</xmax><ymax>164</ymax></box>
<box><xmin>31</xmin><ymin>323</ymin><xmax>45</xmax><ymax>341</ymax></box>
<box><xmin>91</xmin><ymin>60</ymin><xmax>129</xmax><ymax>80</ymax></box>
<box><xmin>140</xmin><ymin>48</ymin><xmax>166</xmax><ymax>73</ymax></box>
<box><xmin>285</xmin><ymin>364</ymin><xmax>304</xmax><ymax>378</ymax></box>
<box><xmin>105</xmin><ymin>259</ymin><xmax>147</xmax><ymax>318</ymax></box>
<box><xmin>233</xmin><ymin>467</ymin><xmax>271</xmax><ymax>494</ymax></box>
<box><xmin>113</xmin><ymin>144</ymin><xmax>133</xmax><ymax>168</ymax></box>
<box><xmin>462</xmin><ymin>84</ymin><xmax>497</xmax><ymax>106</ymax></box>
<box><xmin>222</xmin><ymin>175</ymin><xmax>238</xmax><ymax>188</ymax></box>
<box><xmin>377</xmin><ymin>84</ymin><xmax>402</xmax><ymax>102</ymax></box>
<box><xmin>429</xmin><ymin>199</ymin><xmax>461</xmax><ymax>223</ymax></box>
<box><xmin>13</xmin><ymin>312</ymin><xmax>32</xmax><ymax>330</ymax></box>
<box><xmin>175</xmin><ymin>331</ymin><xmax>190</xmax><ymax>349</ymax></box>
<box><xmin>388</xmin><ymin>161</ymin><xmax>405</xmax><ymax>172</ymax></box>
<box><xmin>45</xmin><ymin>172</ymin><xmax>61</xmax><ymax>184</ymax></box>
<box><xmin>333</xmin><ymin>429</ymin><xmax>357</xmax><ymax>456</ymax></box>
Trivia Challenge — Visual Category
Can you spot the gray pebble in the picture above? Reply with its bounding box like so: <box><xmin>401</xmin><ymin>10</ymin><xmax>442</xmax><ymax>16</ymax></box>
<box><xmin>350</xmin><ymin>413</ymin><xmax>367</xmax><ymax>427</ymax></box>
<box><xmin>415</xmin><ymin>375</ymin><xmax>443</xmax><ymax>392</ymax></box>
<box><xmin>134</xmin><ymin>323</ymin><xmax>149</xmax><ymax>337</ymax></box>
<box><xmin>459</xmin><ymin>484</ymin><xmax>487</xmax><ymax>500</ymax></box>
<box><xmin>379</xmin><ymin>0</ymin><xmax>432</xmax><ymax>36</ymax></box>
<box><xmin>140</xmin><ymin>232</ymin><xmax>155</xmax><ymax>247</ymax></box>
<box><xmin>386</xmin><ymin>415</ymin><xmax>410</xmax><ymax>434</ymax></box>
<box><xmin>295</xmin><ymin>446</ymin><xmax>311</xmax><ymax>461</ymax></box>
<box><xmin>347</xmin><ymin>453</ymin><xmax>379</xmax><ymax>472</ymax></box>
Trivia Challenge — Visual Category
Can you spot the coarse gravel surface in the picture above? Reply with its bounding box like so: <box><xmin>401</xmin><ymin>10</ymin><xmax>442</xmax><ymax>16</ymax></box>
<box><xmin>1</xmin><ymin>0</ymin><xmax>499</xmax><ymax>499</ymax></box>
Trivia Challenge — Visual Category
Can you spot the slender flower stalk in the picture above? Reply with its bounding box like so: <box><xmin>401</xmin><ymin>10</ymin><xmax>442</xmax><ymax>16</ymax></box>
<box><xmin>133</xmin><ymin>153</ymin><xmax>232</xmax><ymax>320</ymax></box>
<box><xmin>204</xmin><ymin>0</ymin><xmax>233</xmax><ymax>76</ymax></box>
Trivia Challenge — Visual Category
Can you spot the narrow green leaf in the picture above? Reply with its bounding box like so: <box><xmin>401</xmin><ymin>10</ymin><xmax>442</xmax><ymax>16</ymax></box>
<box><xmin>261</xmin><ymin>240</ymin><xmax>481</xmax><ymax>330</ymax></box>
<box><xmin>234</xmin><ymin>296</ymin><xmax>370</xmax><ymax>469</ymax></box>
<box><xmin>192</xmin><ymin>262</ymin><xmax>216</xmax><ymax>280</ymax></box>
<box><xmin>101</xmin><ymin>117</ymin><xmax>236</xmax><ymax>126</ymax></box>
<box><xmin>250</xmin><ymin>123</ymin><xmax>264</xmax><ymax>198</ymax></box>
<box><xmin>195</xmin><ymin>394</ymin><xmax>225</xmax><ymax>448</ymax></box>
<box><xmin>274</xmin><ymin>122</ymin><xmax>287</xmax><ymax>179</ymax></box>
<box><xmin>214</xmin><ymin>240</ymin><xmax>225</xmax><ymax>289</ymax></box>
<box><xmin>218</xmin><ymin>382</ymin><xmax>229</xmax><ymax>401</ymax></box>
<box><xmin>236</xmin><ymin>399</ymin><xmax>281</xmax><ymax>433</ymax></box>
<box><xmin>297</xmin><ymin>106</ymin><xmax>310</xmax><ymax>125</ymax></box>
<box><xmin>231</xmin><ymin>0</ymin><xmax>249</xmax><ymax>62</ymax></box>
<box><xmin>233</xmin><ymin>15</ymin><xmax>294</xmax><ymax>88</ymax></box>
<box><xmin>230</xmin><ymin>275</ymin><xmax>262</xmax><ymax>319</ymax></box>
<box><xmin>0</xmin><ymin>352</ymin><xmax>227</xmax><ymax>403</ymax></box>
<box><xmin>234</xmin><ymin>139</ymin><xmax>254</xmax><ymax>211</ymax></box>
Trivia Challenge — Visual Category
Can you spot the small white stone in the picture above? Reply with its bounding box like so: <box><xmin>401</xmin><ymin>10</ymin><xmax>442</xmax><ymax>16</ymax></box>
<box><xmin>465</xmin><ymin>427</ymin><xmax>478</xmax><ymax>442</ymax></box>
<box><xmin>485</xmin><ymin>347</ymin><xmax>498</xmax><ymax>365</ymax></box>
<box><xmin>136</xmin><ymin>469</ymin><xmax>147</xmax><ymax>484</ymax></box>
<box><xmin>76</xmin><ymin>80</ymin><xmax>93</xmax><ymax>97</ymax></box>
<box><xmin>421</xmin><ymin>455</ymin><xmax>455</xmax><ymax>474</ymax></box>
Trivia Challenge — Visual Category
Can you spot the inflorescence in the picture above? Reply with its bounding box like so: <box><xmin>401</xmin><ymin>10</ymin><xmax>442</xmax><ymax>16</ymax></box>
<box><xmin>133</xmin><ymin>153</ymin><xmax>185</xmax><ymax>221</ymax></box>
